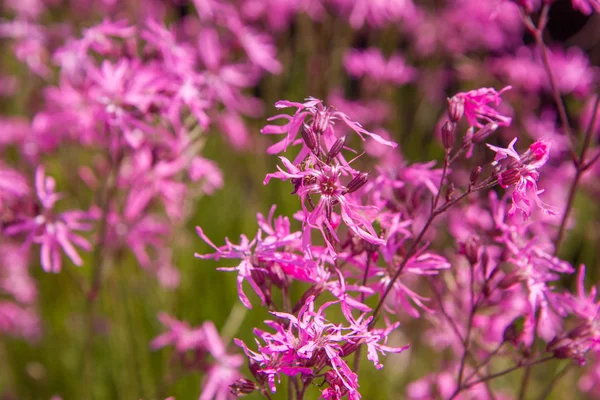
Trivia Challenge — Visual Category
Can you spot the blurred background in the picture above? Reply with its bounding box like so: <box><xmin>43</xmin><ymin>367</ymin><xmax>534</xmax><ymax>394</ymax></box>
<box><xmin>1</xmin><ymin>0</ymin><xmax>600</xmax><ymax>399</ymax></box>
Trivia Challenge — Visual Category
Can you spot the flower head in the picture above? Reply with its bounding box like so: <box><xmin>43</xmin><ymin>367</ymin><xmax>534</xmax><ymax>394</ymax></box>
<box><xmin>487</xmin><ymin>138</ymin><xmax>555</xmax><ymax>219</ymax></box>
<box><xmin>261</xmin><ymin>97</ymin><xmax>396</xmax><ymax>157</ymax></box>
<box><xmin>4</xmin><ymin>167</ymin><xmax>92</xmax><ymax>273</ymax></box>
<box><xmin>451</xmin><ymin>86</ymin><xmax>512</xmax><ymax>128</ymax></box>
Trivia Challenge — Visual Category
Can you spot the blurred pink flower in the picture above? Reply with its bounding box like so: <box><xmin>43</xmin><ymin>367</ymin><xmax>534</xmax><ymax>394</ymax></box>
<box><xmin>453</xmin><ymin>86</ymin><xmax>512</xmax><ymax>128</ymax></box>
<box><xmin>261</xmin><ymin>98</ymin><xmax>396</xmax><ymax>157</ymax></box>
<box><xmin>4</xmin><ymin>167</ymin><xmax>93</xmax><ymax>273</ymax></box>
<box><xmin>343</xmin><ymin>48</ymin><xmax>417</xmax><ymax>85</ymax></box>
<box><xmin>572</xmin><ymin>0</ymin><xmax>600</xmax><ymax>15</ymax></box>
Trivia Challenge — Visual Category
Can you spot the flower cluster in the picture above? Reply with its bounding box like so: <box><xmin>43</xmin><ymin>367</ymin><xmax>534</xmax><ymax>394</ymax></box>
<box><xmin>1</xmin><ymin>0</ymin><xmax>600</xmax><ymax>399</ymax></box>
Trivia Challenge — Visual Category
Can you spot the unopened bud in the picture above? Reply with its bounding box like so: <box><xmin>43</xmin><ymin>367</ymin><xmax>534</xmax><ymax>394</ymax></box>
<box><xmin>499</xmin><ymin>169</ymin><xmax>521</xmax><ymax>188</ymax></box>
<box><xmin>482</xmin><ymin>282</ymin><xmax>492</xmax><ymax>297</ymax></box>
<box><xmin>461</xmin><ymin>236</ymin><xmax>480</xmax><ymax>265</ymax></box>
<box><xmin>346</xmin><ymin>172</ymin><xmax>369</xmax><ymax>194</ymax></box>
<box><xmin>447</xmin><ymin>96</ymin><xmax>465</xmax><ymax>122</ymax></box>
<box><xmin>547</xmin><ymin>337</ymin><xmax>575</xmax><ymax>360</ymax></box>
<box><xmin>470</xmin><ymin>166</ymin><xmax>482</xmax><ymax>186</ymax></box>
<box><xmin>326</xmin><ymin>135</ymin><xmax>347</xmax><ymax>163</ymax></box>
<box><xmin>269</xmin><ymin>263</ymin><xmax>287</xmax><ymax>288</ymax></box>
<box><xmin>503</xmin><ymin>324</ymin><xmax>518</xmax><ymax>344</ymax></box>
<box><xmin>445</xmin><ymin>183</ymin><xmax>455</xmax><ymax>202</ymax></box>
<box><xmin>310</xmin><ymin>348</ymin><xmax>329</xmax><ymax>371</ymax></box>
<box><xmin>312</xmin><ymin>110</ymin><xmax>330</xmax><ymax>135</ymax></box>
<box><xmin>568</xmin><ymin>323</ymin><xmax>591</xmax><ymax>340</ymax></box>
<box><xmin>248</xmin><ymin>360</ymin><xmax>265</xmax><ymax>385</ymax></box>
<box><xmin>503</xmin><ymin>317</ymin><xmax>524</xmax><ymax>344</ymax></box>
<box><xmin>472</xmin><ymin>123</ymin><xmax>498</xmax><ymax>143</ymax></box>
<box><xmin>251</xmin><ymin>268</ymin><xmax>267</xmax><ymax>288</ymax></box>
<box><xmin>340</xmin><ymin>340</ymin><xmax>364</xmax><ymax>357</ymax></box>
<box><xmin>481</xmin><ymin>250</ymin><xmax>489</xmax><ymax>277</ymax></box>
<box><xmin>230</xmin><ymin>378</ymin><xmax>258</xmax><ymax>395</ymax></box>
<box><xmin>301</xmin><ymin>123</ymin><xmax>318</xmax><ymax>152</ymax></box>
<box><xmin>293</xmin><ymin>285</ymin><xmax>325</xmax><ymax>313</ymax></box>
<box><xmin>498</xmin><ymin>272</ymin><xmax>523</xmax><ymax>289</ymax></box>
<box><xmin>442</xmin><ymin>121</ymin><xmax>455</xmax><ymax>150</ymax></box>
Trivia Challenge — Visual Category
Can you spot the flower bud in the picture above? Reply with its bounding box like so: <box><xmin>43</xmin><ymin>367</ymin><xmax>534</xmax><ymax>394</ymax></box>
<box><xmin>499</xmin><ymin>168</ymin><xmax>521</xmax><ymax>188</ymax></box>
<box><xmin>503</xmin><ymin>324</ymin><xmax>518</xmax><ymax>344</ymax></box>
<box><xmin>230</xmin><ymin>378</ymin><xmax>258</xmax><ymax>395</ymax></box>
<box><xmin>340</xmin><ymin>340</ymin><xmax>364</xmax><ymax>357</ymax></box>
<box><xmin>326</xmin><ymin>135</ymin><xmax>347</xmax><ymax>163</ymax></box>
<box><xmin>447</xmin><ymin>96</ymin><xmax>465</xmax><ymax>122</ymax></box>
<box><xmin>301</xmin><ymin>123</ymin><xmax>318</xmax><ymax>152</ymax></box>
<box><xmin>249</xmin><ymin>359</ymin><xmax>266</xmax><ymax>385</ymax></box>
<box><xmin>472</xmin><ymin>123</ymin><xmax>498</xmax><ymax>143</ymax></box>
<box><xmin>503</xmin><ymin>317</ymin><xmax>524</xmax><ymax>344</ymax></box>
<box><xmin>445</xmin><ymin>183</ymin><xmax>455</xmax><ymax>202</ymax></box>
<box><xmin>497</xmin><ymin>272</ymin><xmax>523</xmax><ymax>289</ymax></box>
<box><xmin>481</xmin><ymin>250</ymin><xmax>490</xmax><ymax>277</ymax></box>
<box><xmin>346</xmin><ymin>172</ymin><xmax>369</xmax><ymax>194</ymax></box>
<box><xmin>269</xmin><ymin>263</ymin><xmax>287</xmax><ymax>289</ymax></box>
<box><xmin>293</xmin><ymin>285</ymin><xmax>325</xmax><ymax>313</ymax></box>
<box><xmin>470</xmin><ymin>166</ymin><xmax>482</xmax><ymax>186</ymax></box>
<box><xmin>310</xmin><ymin>348</ymin><xmax>329</xmax><ymax>371</ymax></box>
<box><xmin>312</xmin><ymin>109</ymin><xmax>331</xmax><ymax>135</ymax></box>
<box><xmin>547</xmin><ymin>337</ymin><xmax>577</xmax><ymax>360</ymax></box>
<box><xmin>460</xmin><ymin>236</ymin><xmax>480</xmax><ymax>265</ymax></box>
<box><xmin>568</xmin><ymin>323</ymin><xmax>591</xmax><ymax>340</ymax></box>
<box><xmin>442</xmin><ymin>121</ymin><xmax>455</xmax><ymax>150</ymax></box>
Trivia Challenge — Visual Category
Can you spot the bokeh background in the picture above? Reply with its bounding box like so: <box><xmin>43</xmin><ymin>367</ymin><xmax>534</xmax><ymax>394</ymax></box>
<box><xmin>1</xmin><ymin>0</ymin><xmax>600</xmax><ymax>399</ymax></box>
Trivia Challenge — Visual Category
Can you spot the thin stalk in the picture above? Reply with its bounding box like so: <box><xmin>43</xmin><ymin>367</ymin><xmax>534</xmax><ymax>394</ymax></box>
<box><xmin>535</xmin><ymin>363</ymin><xmax>570</xmax><ymax>400</ymax></box>
<box><xmin>522</xmin><ymin>5</ymin><xmax>578</xmax><ymax>163</ymax></box>
<box><xmin>456</xmin><ymin>262</ymin><xmax>477</xmax><ymax>389</ymax></box>
<box><xmin>554</xmin><ymin>96</ymin><xmax>600</xmax><ymax>252</ymax></box>
<box><xmin>82</xmin><ymin>147</ymin><xmax>121</xmax><ymax>398</ymax></box>
<box><xmin>352</xmin><ymin>252</ymin><xmax>373</xmax><ymax>372</ymax></box>
<box><xmin>461</xmin><ymin>356</ymin><xmax>554</xmax><ymax>390</ymax></box>
<box><xmin>463</xmin><ymin>343</ymin><xmax>504</xmax><ymax>385</ymax></box>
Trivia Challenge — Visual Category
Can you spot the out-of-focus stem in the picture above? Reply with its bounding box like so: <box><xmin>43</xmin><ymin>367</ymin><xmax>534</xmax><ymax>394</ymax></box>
<box><xmin>554</xmin><ymin>96</ymin><xmax>600</xmax><ymax>252</ymax></box>
<box><xmin>352</xmin><ymin>252</ymin><xmax>373</xmax><ymax>372</ymax></box>
<box><xmin>456</xmin><ymin>261</ymin><xmax>477</xmax><ymax>390</ymax></box>
<box><xmin>522</xmin><ymin>5</ymin><xmax>577</xmax><ymax>163</ymax></box>
<box><xmin>82</xmin><ymin>145</ymin><xmax>121</xmax><ymax>398</ymax></box>
<box><xmin>536</xmin><ymin>363</ymin><xmax>570</xmax><ymax>400</ymax></box>
<box><xmin>461</xmin><ymin>356</ymin><xmax>554</xmax><ymax>390</ymax></box>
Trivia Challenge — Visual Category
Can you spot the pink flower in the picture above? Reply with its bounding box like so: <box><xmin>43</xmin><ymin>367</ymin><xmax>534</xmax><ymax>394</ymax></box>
<box><xmin>4</xmin><ymin>167</ymin><xmax>93</xmax><ymax>273</ymax></box>
<box><xmin>330</xmin><ymin>0</ymin><xmax>417</xmax><ymax>28</ymax></box>
<box><xmin>200</xmin><ymin>321</ymin><xmax>244</xmax><ymax>400</ymax></box>
<box><xmin>343</xmin><ymin>48</ymin><xmax>417</xmax><ymax>85</ymax></box>
<box><xmin>0</xmin><ymin>164</ymin><xmax>29</xmax><ymax>211</ymax></box>
<box><xmin>452</xmin><ymin>86</ymin><xmax>512</xmax><ymax>128</ymax></box>
<box><xmin>572</xmin><ymin>0</ymin><xmax>600</xmax><ymax>15</ymax></box>
<box><xmin>195</xmin><ymin>210</ymin><xmax>304</xmax><ymax>308</ymax></box>
<box><xmin>264</xmin><ymin>157</ymin><xmax>384</xmax><ymax>257</ymax></box>
<box><xmin>121</xmin><ymin>148</ymin><xmax>188</xmax><ymax>221</ymax></box>
<box><xmin>151</xmin><ymin>313</ymin><xmax>204</xmax><ymax>352</ymax></box>
<box><xmin>487</xmin><ymin>138</ymin><xmax>555</xmax><ymax>219</ymax></box>
<box><xmin>152</xmin><ymin>315</ymin><xmax>243</xmax><ymax>399</ymax></box>
<box><xmin>261</xmin><ymin>97</ymin><xmax>397</xmax><ymax>156</ymax></box>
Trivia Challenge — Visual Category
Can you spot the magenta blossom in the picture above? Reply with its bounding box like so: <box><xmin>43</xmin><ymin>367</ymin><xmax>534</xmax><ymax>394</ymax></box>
<box><xmin>572</xmin><ymin>0</ymin><xmax>600</xmax><ymax>15</ymax></box>
<box><xmin>487</xmin><ymin>138</ymin><xmax>555</xmax><ymax>219</ymax></box>
<box><xmin>264</xmin><ymin>156</ymin><xmax>384</xmax><ymax>257</ymax></box>
<box><xmin>195</xmin><ymin>208</ymin><xmax>304</xmax><ymax>308</ymax></box>
<box><xmin>261</xmin><ymin>97</ymin><xmax>397</xmax><ymax>157</ymax></box>
<box><xmin>343</xmin><ymin>48</ymin><xmax>417</xmax><ymax>86</ymax></box>
<box><xmin>4</xmin><ymin>167</ymin><xmax>93</xmax><ymax>273</ymax></box>
<box><xmin>451</xmin><ymin>86</ymin><xmax>512</xmax><ymax>128</ymax></box>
